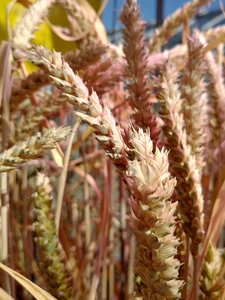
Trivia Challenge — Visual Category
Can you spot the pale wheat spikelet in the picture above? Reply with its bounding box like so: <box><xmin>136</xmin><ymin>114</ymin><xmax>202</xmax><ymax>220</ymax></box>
<box><xmin>33</xmin><ymin>173</ymin><xmax>72</xmax><ymax>300</ymax></box>
<box><xmin>148</xmin><ymin>0</ymin><xmax>212</xmax><ymax>54</ymax></box>
<box><xmin>27</xmin><ymin>45</ymin><xmax>128</xmax><ymax>172</ymax></box>
<box><xmin>181</xmin><ymin>35</ymin><xmax>207</xmax><ymax>173</ymax></box>
<box><xmin>0</xmin><ymin>126</ymin><xmax>71</xmax><ymax>172</ymax></box>
<box><xmin>64</xmin><ymin>44</ymin><xmax>108</xmax><ymax>72</ymax></box>
<box><xmin>154</xmin><ymin>64</ymin><xmax>204</xmax><ymax>257</ymax></box>
<box><xmin>200</xmin><ymin>243</ymin><xmax>225</xmax><ymax>299</ymax></box>
<box><xmin>119</xmin><ymin>0</ymin><xmax>160</xmax><ymax>147</ymax></box>
<box><xmin>11</xmin><ymin>0</ymin><xmax>55</xmax><ymax>60</ymax></box>
<box><xmin>126</xmin><ymin>130</ymin><xmax>183</xmax><ymax>299</ymax></box>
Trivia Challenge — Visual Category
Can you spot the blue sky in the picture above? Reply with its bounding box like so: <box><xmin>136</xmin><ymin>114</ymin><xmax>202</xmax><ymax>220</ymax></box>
<box><xmin>102</xmin><ymin>0</ymin><xmax>222</xmax><ymax>30</ymax></box>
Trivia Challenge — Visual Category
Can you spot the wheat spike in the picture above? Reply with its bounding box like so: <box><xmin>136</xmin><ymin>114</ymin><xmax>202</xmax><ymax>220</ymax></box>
<box><xmin>0</xmin><ymin>126</ymin><xmax>71</xmax><ymax>172</ymax></box>
<box><xmin>33</xmin><ymin>173</ymin><xmax>72</xmax><ymax>300</ymax></box>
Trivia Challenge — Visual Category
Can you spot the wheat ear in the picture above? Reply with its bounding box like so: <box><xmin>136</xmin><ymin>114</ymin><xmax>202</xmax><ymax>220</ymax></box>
<box><xmin>26</xmin><ymin>45</ymin><xmax>129</xmax><ymax>172</ymax></box>
<box><xmin>181</xmin><ymin>34</ymin><xmax>207</xmax><ymax>173</ymax></box>
<box><xmin>119</xmin><ymin>0</ymin><xmax>160</xmax><ymax>148</ymax></box>
<box><xmin>33</xmin><ymin>173</ymin><xmax>72</xmax><ymax>300</ymax></box>
<box><xmin>126</xmin><ymin>129</ymin><xmax>183</xmax><ymax>299</ymax></box>
<box><xmin>0</xmin><ymin>126</ymin><xmax>71</xmax><ymax>172</ymax></box>
<box><xmin>12</xmin><ymin>0</ymin><xmax>55</xmax><ymax>60</ymax></box>
<box><xmin>148</xmin><ymin>0</ymin><xmax>212</xmax><ymax>53</ymax></box>
<box><xmin>154</xmin><ymin>64</ymin><xmax>204</xmax><ymax>257</ymax></box>
<box><xmin>200</xmin><ymin>243</ymin><xmax>225</xmax><ymax>299</ymax></box>
<box><xmin>204</xmin><ymin>50</ymin><xmax>225</xmax><ymax>150</ymax></box>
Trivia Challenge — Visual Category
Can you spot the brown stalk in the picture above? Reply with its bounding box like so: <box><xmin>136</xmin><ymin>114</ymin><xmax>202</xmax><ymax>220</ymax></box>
<box><xmin>108</xmin><ymin>160</ymin><xmax>115</xmax><ymax>300</ymax></box>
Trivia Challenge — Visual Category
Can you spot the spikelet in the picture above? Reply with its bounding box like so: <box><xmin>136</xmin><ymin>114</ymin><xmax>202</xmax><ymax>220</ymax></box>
<box><xmin>154</xmin><ymin>64</ymin><xmax>204</xmax><ymax>257</ymax></box>
<box><xmin>181</xmin><ymin>34</ymin><xmax>207</xmax><ymax>173</ymax></box>
<box><xmin>148</xmin><ymin>0</ymin><xmax>212</xmax><ymax>53</ymax></box>
<box><xmin>12</xmin><ymin>0</ymin><xmax>55</xmax><ymax>60</ymax></box>
<box><xmin>119</xmin><ymin>0</ymin><xmax>160</xmax><ymax>147</ymax></box>
<box><xmin>33</xmin><ymin>173</ymin><xmax>72</xmax><ymax>300</ymax></box>
<box><xmin>200</xmin><ymin>243</ymin><xmax>225</xmax><ymax>299</ymax></box>
<box><xmin>126</xmin><ymin>128</ymin><xmax>183</xmax><ymax>299</ymax></box>
<box><xmin>0</xmin><ymin>126</ymin><xmax>71</xmax><ymax>172</ymax></box>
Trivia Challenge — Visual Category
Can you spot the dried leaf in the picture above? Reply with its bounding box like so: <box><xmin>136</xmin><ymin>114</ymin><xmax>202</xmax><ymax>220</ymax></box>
<box><xmin>0</xmin><ymin>288</ymin><xmax>15</xmax><ymax>300</ymax></box>
<box><xmin>0</xmin><ymin>263</ymin><xmax>57</xmax><ymax>300</ymax></box>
